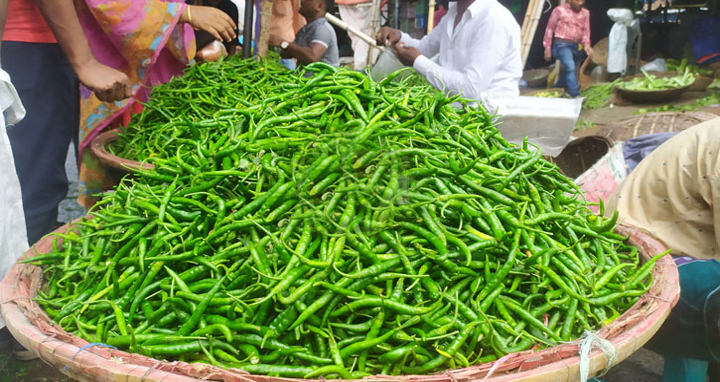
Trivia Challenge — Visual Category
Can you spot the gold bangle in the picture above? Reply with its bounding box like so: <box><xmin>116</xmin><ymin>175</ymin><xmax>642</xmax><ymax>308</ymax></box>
<box><xmin>187</xmin><ymin>6</ymin><xmax>192</xmax><ymax>25</ymax></box>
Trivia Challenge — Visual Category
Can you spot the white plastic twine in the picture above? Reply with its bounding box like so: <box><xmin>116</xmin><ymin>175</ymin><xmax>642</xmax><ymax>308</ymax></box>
<box><xmin>578</xmin><ymin>331</ymin><xmax>617</xmax><ymax>382</ymax></box>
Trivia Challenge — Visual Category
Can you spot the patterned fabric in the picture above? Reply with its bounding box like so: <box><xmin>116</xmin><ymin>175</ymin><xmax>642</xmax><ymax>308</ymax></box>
<box><xmin>543</xmin><ymin>3</ymin><xmax>591</xmax><ymax>55</ymax></box>
<box><xmin>75</xmin><ymin>0</ymin><xmax>196</xmax><ymax>207</ymax></box>
<box><xmin>607</xmin><ymin>118</ymin><xmax>720</xmax><ymax>259</ymax></box>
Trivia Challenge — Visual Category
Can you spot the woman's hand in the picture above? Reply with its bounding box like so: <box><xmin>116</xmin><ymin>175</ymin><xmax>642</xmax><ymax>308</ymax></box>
<box><xmin>182</xmin><ymin>5</ymin><xmax>237</xmax><ymax>43</ymax></box>
<box><xmin>75</xmin><ymin>59</ymin><xmax>132</xmax><ymax>102</ymax></box>
<box><xmin>196</xmin><ymin>40</ymin><xmax>228</xmax><ymax>62</ymax></box>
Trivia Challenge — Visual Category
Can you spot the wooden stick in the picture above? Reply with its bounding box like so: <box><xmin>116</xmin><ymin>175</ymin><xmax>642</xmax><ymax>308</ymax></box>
<box><xmin>520</xmin><ymin>0</ymin><xmax>543</xmax><ymax>66</ymax></box>
<box><xmin>257</xmin><ymin>0</ymin><xmax>273</xmax><ymax>58</ymax></box>
<box><xmin>325</xmin><ymin>12</ymin><xmax>385</xmax><ymax>53</ymax></box>
<box><xmin>427</xmin><ymin>0</ymin><xmax>437</xmax><ymax>34</ymax></box>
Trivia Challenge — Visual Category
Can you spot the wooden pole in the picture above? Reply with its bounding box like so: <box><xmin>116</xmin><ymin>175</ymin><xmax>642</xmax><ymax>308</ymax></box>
<box><xmin>427</xmin><ymin>0</ymin><xmax>436</xmax><ymax>34</ymax></box>
<box><xmin>519</xmin><ymin>0</ymin><xmax>544</xmax><ymax>67</ymax></box>
<box><xmin>520</xmin><ymin>0</ymin><xmax>538</xmax><ymax>45</ymax></box>
<box><xmin>366</xmin><ymin>0</ymin><xmax>382</xmax><ymax>66</ymax></box>
<box><xmin>257</xmin><ymin>0</ymin><xmax>273</xmax><ymax>58</ymax></box>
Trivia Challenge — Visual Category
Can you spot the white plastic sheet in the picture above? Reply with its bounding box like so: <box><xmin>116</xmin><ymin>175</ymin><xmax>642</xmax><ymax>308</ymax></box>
<box><xmin>0</xmin><ymin>69</ymin><xmax>27</xmax><ymax>329</ymax></box>
<box><xmin>490</xmin><ymin>96</ymin><xmax>583</xmax><ymax>157</ymax></box>
<box><xmin>369</xmin><ymin>50</ymin><xmax>405</xmax><ymax>81</ymax></box>
<box><xmin>607</xmin><ymin>9</ymin><xmax>634</xmax><ymax>75</ymax></box>
<box><xmin>641</xmin><ymin>58</ymin><xmax>668</xmax><ymax>72</ymax></box>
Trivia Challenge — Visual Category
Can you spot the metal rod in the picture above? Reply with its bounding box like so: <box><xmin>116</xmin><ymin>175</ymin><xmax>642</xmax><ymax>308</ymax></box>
<box><xmin>393</xmin><ymin>0</ymin><xmax>399</xmax><ymax>29</ymax></box>
<box><xmin>243</xmin><ymin>0</ymin><xmax>254</xmax><ymax>58</ymax></box>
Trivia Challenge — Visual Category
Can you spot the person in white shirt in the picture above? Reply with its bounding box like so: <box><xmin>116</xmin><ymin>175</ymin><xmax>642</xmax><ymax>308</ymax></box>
<box><xmin>376</xmin><ymin>0</ymin><xmax>521</xmax><ymax>103</ymax></box>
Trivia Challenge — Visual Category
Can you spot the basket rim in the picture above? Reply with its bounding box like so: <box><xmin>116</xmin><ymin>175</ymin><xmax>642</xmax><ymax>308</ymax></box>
<box><xmin>90</xmin><ymin>129</ymin><xmax>155</xmax><ymax>172</ymax></box>
<box><xmin>0</xmin><ymin>220</ymin><xmax>680</xmax><ymax>382</ymax></box>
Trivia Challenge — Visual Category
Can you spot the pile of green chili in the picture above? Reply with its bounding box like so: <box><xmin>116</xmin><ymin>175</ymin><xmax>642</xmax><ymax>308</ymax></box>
<box><xmin>27</xmin><ymin>59</ymin><xmax>661</xmax><ymax>379</ymax></box>
<box><xmin>109</xmin><ymin>54</ymin><xmax>295</xmax><ymax>161</ymax></box>
<box><xmin>580</xmin><ymin>80</ymin><xmax>619</xmax><ymax>110</ymax></box>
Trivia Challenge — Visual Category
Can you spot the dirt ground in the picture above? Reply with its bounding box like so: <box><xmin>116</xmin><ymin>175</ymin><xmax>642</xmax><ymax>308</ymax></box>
<box><xmin>1</xmin><ymin>85</ymin><xmax>718</xmax><ymax>382</ymax></box>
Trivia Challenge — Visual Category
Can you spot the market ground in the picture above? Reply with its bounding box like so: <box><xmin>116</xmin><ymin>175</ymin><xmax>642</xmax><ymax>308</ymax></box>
<box><xmin>1</xmin><ymin>91</ymin><xmax>719</xmax><ymax>382</ymax></box>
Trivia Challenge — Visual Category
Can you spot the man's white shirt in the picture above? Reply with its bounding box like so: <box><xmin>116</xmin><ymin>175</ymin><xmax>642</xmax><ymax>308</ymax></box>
<box><xmin>400</xmin><ymin>0</ymin><xmax>522</xmax><ymax>104</ymax></box>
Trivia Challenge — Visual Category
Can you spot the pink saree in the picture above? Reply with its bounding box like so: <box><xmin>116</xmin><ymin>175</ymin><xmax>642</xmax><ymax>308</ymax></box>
<box><xmin>75</xmin><ymin>0</ymin><xmax>196</xmax><ymax>207</ymax></box>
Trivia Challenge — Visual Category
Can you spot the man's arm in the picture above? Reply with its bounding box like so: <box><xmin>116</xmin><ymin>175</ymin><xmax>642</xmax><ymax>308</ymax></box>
<box><xmin>377</xmin><ymin>23</ymin><xmax>442</xmax><ymax>59</ymax></box>
<box><xmin>409</xmin><ymin>25</ymin><xmax>515</xmax><ymax>101</ymax></box>
<box><xmin>398</xmin><ymin>23</ymin><xmax>442</xmax><ymax>58</ymax></box>
<box><xmin>33</xmin><ymin>0</ymin><xmax>131</xmax><ymax>102</ymax></box>
<box><xmin>282</xmin><ymin>22</ymin><xmax>334</xmax><ymax>65</ymax></box>
<box><xmin>281</xmin><ymin>42</ymin><xmax>327</xmax><ymax>65</ymax></box>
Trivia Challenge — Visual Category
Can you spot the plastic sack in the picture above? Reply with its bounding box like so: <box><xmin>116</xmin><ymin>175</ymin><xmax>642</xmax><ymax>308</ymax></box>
<box><xmin>490</xmin><ymin>96</ymin><xmax>583</xmax><ymax>157</ymax></box>
<box><xmin>607</xmin><ymin>9</ymin><xmax>634</xmax><ymax>75</ymax></box>
<box><xmin>641</xmin><ymin>58</ymin><xmax>668</xmax><ymax>72</ymax></box>
<box><xmin>370</xmin><ymin>50</ymin><xmax>405</xmax><ymax>81</ymax></box>
<box><xmin>0</xmin><ymin>69</ymin><xmax>27</xmax><ymax>329</ymax></box>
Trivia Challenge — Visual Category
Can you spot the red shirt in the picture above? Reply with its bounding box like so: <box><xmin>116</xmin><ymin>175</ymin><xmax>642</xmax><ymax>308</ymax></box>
<box><xmin>543</xmin><ymin>4</ymin><xmax>591</xmax><ymax>54</ymax></box>
<box><xmin>3</xmin><ymin>0</ymin><xmax>56</xmax><ymax>43</ymax></box>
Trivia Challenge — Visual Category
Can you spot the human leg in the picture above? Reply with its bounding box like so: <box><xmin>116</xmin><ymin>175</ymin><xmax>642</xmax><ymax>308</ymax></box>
<box><xmin>661</xmin><ymin>356</ymin><xmax>709</xmax><ymax>382</ymax></box>
<box><xmin>645</xmin><ymin>259</ymin><xmax>720</xmax><ymax>381</ymax></box>
<box><xmin>2</xmin><ymin>42</ymin><xmax>78</xmax><ymax>245</ymax></box>
<box><xmin>338</xmin><ymin>3</ymin><xmax>376</xmax><ymax>70</ymax></box>
<box><xmin>552</xmin><ymin>40</ymin><xmax>580</xmax><ymax>97</ymax></box>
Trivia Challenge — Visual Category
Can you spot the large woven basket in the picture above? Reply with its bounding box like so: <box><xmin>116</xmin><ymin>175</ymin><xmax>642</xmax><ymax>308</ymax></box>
<box><xmin>597</xmin><ymin>111</ymin><xmax>719</xmax><ymax>143</ymax></box>
<box><xmin>0</xmin><ymin>222</ymin><xmax>679</xmax><ymax>382</ymax></box>
<box><xmin>687</xmin><ymin>74</ymin><xmax>714</xmax><ymax>91</ymax></box>
<box><xmin>614</xmin><ymin>71</ymin><xmax>693</xmax><ymax>104</ymax></box>
<box><xmin>90</xmin><ymin>129</ymin><xmax>154</xmax><ymax>173</ymax></box>
<box><xmin>551</xmin><ymin>135</ymin><xmax>613</xmax><ymax>179</ymax></box>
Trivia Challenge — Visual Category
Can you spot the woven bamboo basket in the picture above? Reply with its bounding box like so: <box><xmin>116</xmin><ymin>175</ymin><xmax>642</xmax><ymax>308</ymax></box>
<box><xmin>597</xmin><ymin>111</ymin><xmax>719</xmax><ymax>143</ymax></box>
<box><xmin>522</xmin><ymin>68</ymin><xmax>550</xmax><ymax>88</ymax></box>
<box><xmin>0</xmin><ymin>222</ymin><xmax>679</xmax><ymax>382</ymax></box>
<box><xmin>551</xmin><ymin>135</ymin><xmax>613</xmax><ymax>179</ymax></box>
<box><xmin>90</xmin><ymin>129</ymin><xmax>154</xmax><ymax>173</ymax></box>
<box><xmin>687</xmin><ymin>74</ymin><xmax>713</xmax><ymax>91</ymax></box>
<box><xmin>614</xmin><ymin>71</ymin><xmax>695</xmax><ymax>104</ymax></box>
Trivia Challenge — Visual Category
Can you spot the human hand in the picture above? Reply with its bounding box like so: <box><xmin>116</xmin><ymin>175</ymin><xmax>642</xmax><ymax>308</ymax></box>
<box><xmin>184</xmin><ymin>5</ymin><xmax>237</xmax><ymax>43</ymax></box>
<box><xmin>544</xmin><ymin>51</ymin><xmax>552</xmax><ymax>62</ymax></box>
<box><xmin>75</xmin><ymin>59</ymin><xmax>132</xmax><ymax>102</ymax></box>
<box><xmin>585</xmin><ymin>46</ymin><xmax>594</xmax><ymax>57</ymax></box>
<box><xmin>376</xmin><ymin>26</ymin><xmax>402</xmax><ymax>47</ymax></box>
<box><xmin>392</xmin><ymin>43</ymin><xmax>421</xmax><ymax>67</ymax></box>
<box><xmin>196</xmin><ymin>40</ymin><xmax>228</xmax><ymax>62</ymax></box>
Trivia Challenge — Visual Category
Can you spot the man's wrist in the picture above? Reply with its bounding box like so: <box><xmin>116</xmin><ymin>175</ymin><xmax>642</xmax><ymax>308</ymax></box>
<box><xmin>412</xmin><ymin>54</ymin><xmax>433</xmax><ymax>76</ymax></box>
<box><xmin>280</xmin><ymin>41</ymin><xmax>290</xmax><ymax>50</ymax></box>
